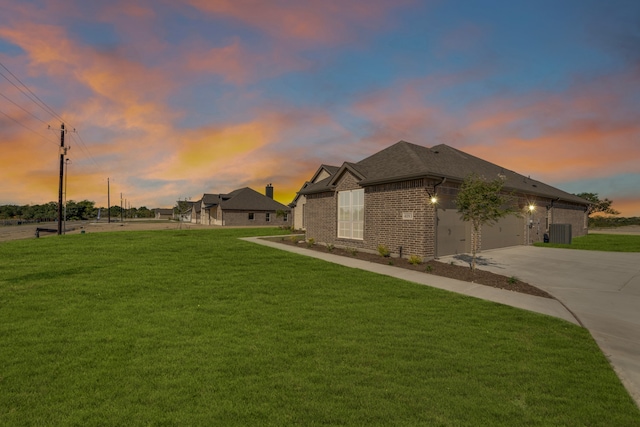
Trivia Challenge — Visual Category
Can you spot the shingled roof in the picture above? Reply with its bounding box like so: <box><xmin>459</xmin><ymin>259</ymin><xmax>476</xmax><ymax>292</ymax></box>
<box><xmin>301</xmin><ymin>141</ymin><xmax>588</xmax><ymax>205</ymax></box>
<box><xmin>290</xmin><ymin>164</ymin><xmax>340</xmax><ymax>206</ymax></box>
<box><xmin>201</xmin><ymin>187</ymin><xmax>290</xmax><ymax>211</ymax></box>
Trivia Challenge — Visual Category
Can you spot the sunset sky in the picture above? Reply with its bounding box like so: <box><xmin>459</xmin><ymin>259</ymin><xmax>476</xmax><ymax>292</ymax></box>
<box><xmin>1</xmin><ymin>0</ymin><xmax>639</xmax><ymax>216</ymax></box>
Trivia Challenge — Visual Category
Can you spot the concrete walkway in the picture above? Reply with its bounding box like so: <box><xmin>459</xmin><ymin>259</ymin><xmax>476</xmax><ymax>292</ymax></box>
<box><xmin>244</xmin><ymin>237</ymin><xmax>640</xmax><ymax>407</ymax></box>
<box><xmin>439</xmin><ymin>246</ymin><xmax>640</xmax><ymax>408</ymax></box>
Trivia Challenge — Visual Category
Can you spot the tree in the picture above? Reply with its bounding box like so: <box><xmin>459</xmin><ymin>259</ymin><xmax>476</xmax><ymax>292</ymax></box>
<box><xmin>575</xmin><ymin>193</ymin><xmax>620</xmax><ymax>216</ymax></box>
<box><xmin>65</xmin><ymin>200</ymin><xmax>97</xmax><ymax>220</ymax></box>
<box><xmin>136</xmin><ymin>206</ymin><xmax>154</xmax><ymax>218</ymax></box>
<box><xmin>174</xmin><ymin>200</ymin><xmax>191</xmax><ymax>222</ymax></box>
<box><xmin>455</xmin><ymin>174</ymin><xmax>515</xmax><ymax>272</ymax></box>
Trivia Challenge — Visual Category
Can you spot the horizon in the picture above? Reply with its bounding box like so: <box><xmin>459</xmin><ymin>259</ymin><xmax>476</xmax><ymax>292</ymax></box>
<box><xmin>1</xmin><ymin>1</ymin><xmax>639</xmax><ymax>216</ymax></box>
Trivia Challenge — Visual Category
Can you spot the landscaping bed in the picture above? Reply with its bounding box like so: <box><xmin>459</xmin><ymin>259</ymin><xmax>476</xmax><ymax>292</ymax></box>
<box><xmin>270</xmin><ymin>236</ymin><xmax>553</xmax><ymax>299</ymax></box>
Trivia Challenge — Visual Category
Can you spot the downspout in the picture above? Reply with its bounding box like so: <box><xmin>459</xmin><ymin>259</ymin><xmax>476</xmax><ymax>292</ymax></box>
<box><xmin>550</xmin><ymin>197</ymin><xmax>559</xmax><ymax>227</ymax></box>
<box><xmin>431</xmin><ymin>177</ymin><xmax>446</xmax><ymax>259</ymax></box>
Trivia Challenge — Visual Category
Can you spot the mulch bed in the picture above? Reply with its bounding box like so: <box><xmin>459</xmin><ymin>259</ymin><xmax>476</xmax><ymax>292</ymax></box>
<box><xmin>267</xmin><ymin>236</ymin><xmax>553</xmax><ymax>299</ymax></box>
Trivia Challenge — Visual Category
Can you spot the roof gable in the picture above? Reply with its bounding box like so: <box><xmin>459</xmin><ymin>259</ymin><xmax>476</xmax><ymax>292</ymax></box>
<box><xmin>327</xmin><ymin>162</ymin><xmax>366</xmax><ymax>187</ymax></box>
<box><xmin>290</xmin><ymin>164</ymin><xmax>340</xmax><ymax>205</ymax></box>
<box><xmin>312</xmin><ymin>164</ymin><xmax>339</xmax><ymax>183</ymax></box>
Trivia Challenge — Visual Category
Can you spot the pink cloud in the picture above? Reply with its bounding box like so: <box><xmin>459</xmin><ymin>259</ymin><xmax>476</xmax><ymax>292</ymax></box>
<box><xmin>184</xmin><ymin>0</ymin><xmax>413</xmax><ymax>45</ymax></box>
<box><xmin>460</xmin><ymin>72</ymin><xmax>640</xmax><ymax>182</ymax></box>
<box><xmin>179</xmin><ymin>38</ymin><xmax>308</xmax><ymax>85</ymax></box>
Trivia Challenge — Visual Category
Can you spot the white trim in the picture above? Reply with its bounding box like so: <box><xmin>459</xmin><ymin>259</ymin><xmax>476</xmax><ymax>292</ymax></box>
<box><xmin>337</xmin><ymin>189</ymin><xmax>364</xmax><ymax>240</ymax></box>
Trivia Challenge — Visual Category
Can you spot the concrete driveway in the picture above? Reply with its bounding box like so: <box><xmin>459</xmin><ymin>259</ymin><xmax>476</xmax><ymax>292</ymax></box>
<box><xmin>440</xmin><ymin>246</ymin><xmax>640</xmax><ymax>407</ymax></box>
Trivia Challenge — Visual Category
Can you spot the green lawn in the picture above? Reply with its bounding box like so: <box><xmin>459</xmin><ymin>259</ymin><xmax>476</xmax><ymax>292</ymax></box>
<box><xmin>535</xmin><ymin>233</ymin><xmax>640</xmax><ymax>252</ymax></box>
<box><xmin>1</xmin><ymin>228</ymin><xmax>639</xmax><ymax>426</ymax></box>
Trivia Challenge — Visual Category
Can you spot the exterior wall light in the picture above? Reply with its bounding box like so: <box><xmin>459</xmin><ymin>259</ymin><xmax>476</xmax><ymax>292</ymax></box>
<box><xmin>528</xmin><ymin>204</ymin><xmax>535</xmax><ymax>212</ymax></box>
<box><xmin>430</xmin><ymin>196</ymin><xmax>438</xmax><ymax>204</ymax></box>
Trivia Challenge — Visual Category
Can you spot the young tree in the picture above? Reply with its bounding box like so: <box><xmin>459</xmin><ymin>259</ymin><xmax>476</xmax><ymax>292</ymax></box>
<box><xmin>455</xmin><ymin>173</ymin><xmax>515</xmax><ymax>272</ymax></box>
<box><xmin>174</xmin><ymin>200</ymin><xmax>191</xmax><ymax>222</ymax></box>
<box><xmin>575</xmin><ymin>192</ymin><xmax>620</xmax><ymax>216</ymax></box>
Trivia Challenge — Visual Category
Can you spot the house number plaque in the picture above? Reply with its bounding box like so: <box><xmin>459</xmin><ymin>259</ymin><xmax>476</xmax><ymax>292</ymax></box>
<box><xmin>402</xmin><ymin>212</ymin><xmax>414</xmax><ymax>220</ymax></box>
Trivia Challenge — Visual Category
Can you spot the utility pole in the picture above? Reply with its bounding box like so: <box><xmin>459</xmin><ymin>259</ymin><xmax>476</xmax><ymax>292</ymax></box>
<box><xmin>120</xmin><ymin>193</ymin><xmax>123</xmax><ymax>223</ymax></box>
<box><xmin>64</xmin><ymin>159</ymin><xmax>71</xmax><ymax>234</ymax></box>
<box><xmin>107</xmin><ymin>178</ymin><xmax>111</xmax><ymax>223</ymax></box>
<box><xmin>57</xmin><ymin>123</ymin><xmax>67</xmax><ymax>235</ymax></box>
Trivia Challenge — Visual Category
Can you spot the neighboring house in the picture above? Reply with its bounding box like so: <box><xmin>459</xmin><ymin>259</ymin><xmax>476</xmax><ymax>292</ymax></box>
<box><xmin>300</xmin><ymin>140</ymin><xmax>589</xmax><ymax>260</ymax></box>
<box><xmin>290</xmin><ymin>164</ymin><xmax>339</xmax><ymax>230</ymax></box>
<box><xmin>190</xmin><ymin>184</ymin><xmax>291</xmax><ymax>226</ymax></box>
<box><xmin>154</xmin><ymin>208</ymin><xmax>174</xmax><ymax>220</ymax></box>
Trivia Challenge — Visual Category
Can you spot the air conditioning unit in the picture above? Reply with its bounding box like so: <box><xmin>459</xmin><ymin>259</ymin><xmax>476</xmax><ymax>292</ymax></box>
<box><xmin>549</xmin><ymin>224</ymin><xmax>572</xmax><ymax>244</ymax></box>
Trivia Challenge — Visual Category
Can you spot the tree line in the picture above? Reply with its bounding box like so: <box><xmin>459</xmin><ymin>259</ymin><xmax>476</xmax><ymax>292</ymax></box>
<box><xmin>0</xmin><ymin>201</ymin><xmax>157</xmax><ymax>223</ymax></box>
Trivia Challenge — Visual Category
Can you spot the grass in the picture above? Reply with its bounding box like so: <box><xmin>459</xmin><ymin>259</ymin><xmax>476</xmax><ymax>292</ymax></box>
<box><xmin>534</xmin><ymin>233</ymin><xmax>640</xmax><ymax>252</ymax></box>
<box><xmin>1</xmin><ymin>228</ymin><xmax>639</xmax><ymax>426</ymax></box>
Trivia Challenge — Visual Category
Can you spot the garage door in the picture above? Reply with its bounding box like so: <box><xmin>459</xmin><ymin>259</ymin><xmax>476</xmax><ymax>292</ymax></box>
<box><xmin>436</xmin><ymin>209</ymin><xmax>471</xmax><ymax>257</ymax></box>
<box><xmin>436</xmin><ymin>210</ymin><xmax>524</xmax><ymax>256</ymax></box>
<box><xmin>481</xmin><ymin>215</ymin><xmax>524</xmax><ymax>251</ymax></box>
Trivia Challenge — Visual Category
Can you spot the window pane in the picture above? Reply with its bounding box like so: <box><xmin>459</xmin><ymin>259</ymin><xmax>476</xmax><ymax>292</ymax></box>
<box><xmin>354</xmin><ymin>206</ymin><xmax>364</xmax><ymax>221</ymax></box>
<box><xmin>337</xmin><ymin>189</ymin><xmax>364</xmax><ymax>240</ymax></box>
<box><xmin>353</xmin><ymin>222</ymin><xmax>363</xmax><ymax>239</ymax></box>
<box><xmin>338</xmin><ymin>221</ymin><xmax>350</xmax><ymax>238</ymax></box>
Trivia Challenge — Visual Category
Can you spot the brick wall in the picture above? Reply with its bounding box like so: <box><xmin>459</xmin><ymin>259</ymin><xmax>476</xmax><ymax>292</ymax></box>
<box><xmin>304</xmin><ymin>172</ymin><xmax>436</xmax><ymax>260</ymax></box>
<box><xmin>222</xmin><ymin>210</ymin><xmax>290</xmax><ymax>227</ymax></box>
<box><xmin>366</xmin><ymin>181</ymin><xmax>436</xmax><ymax>259</ymax></box>
<box><xmin>305</xmin><ymin>192</ymin><xmax>336</xmax><ymax>244</ymax></box>
<box><xmin>520</xmin><ymin>199</ymin><xmax>588</xmax><ymax>242</ymax></box>
<box><xmin>551</xmin><ymin>204</ymin><xmax>588</xmax><ymax>238</ymax></box>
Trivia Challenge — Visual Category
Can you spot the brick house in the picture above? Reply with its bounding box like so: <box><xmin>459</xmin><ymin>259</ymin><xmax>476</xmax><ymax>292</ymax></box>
<box><xmin>153</xmin><ymin>208</ymin><xmax>174</xmax><ymax>220</ymax></box>
<box><xmin>289</xmin><ymin>164</ymin><xmax>339</xmax><ymax>231</ymax></box>
<box><xmin>190</xmin><ymin>184</ymin><xmax>291</xmax><ymax>227</ymax></box>
<box><xmin>298</xmin><ymin>141</ymin><xmax>589</xmax><ymax>260</ymax></box>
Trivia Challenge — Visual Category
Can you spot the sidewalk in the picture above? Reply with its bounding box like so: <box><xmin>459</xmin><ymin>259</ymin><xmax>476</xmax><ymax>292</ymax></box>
<box><xmin>242</xmin><ymin>237</ymin><xmax>580</xmax><ymax>326</ymax></box>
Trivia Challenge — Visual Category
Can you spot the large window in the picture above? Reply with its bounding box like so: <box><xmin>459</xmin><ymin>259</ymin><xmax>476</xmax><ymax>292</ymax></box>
<box><xmin>338</xmin><ymin>189</ymin><xmax>364</xmax><ymax>239</ymax></box>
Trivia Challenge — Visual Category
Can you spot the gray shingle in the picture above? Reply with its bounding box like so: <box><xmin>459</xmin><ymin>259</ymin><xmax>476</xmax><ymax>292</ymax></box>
<box><xmin>301</xmin><ymin>141</ymin><xmax>588</xmax><ymax>205</ymax></box>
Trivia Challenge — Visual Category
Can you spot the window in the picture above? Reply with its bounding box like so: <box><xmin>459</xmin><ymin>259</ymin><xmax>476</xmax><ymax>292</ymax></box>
<box><xmin>266</xmin><ymin>212</ymin><xmax>271</xmax><ymax>222</ymax></box>
<box><xmin>283</xmin><ymin>213</ymin><xmax>288</xmax><ymax>222</ymax></box>
<box><xmin>248</xmin><ymin>213</ymin><xmax>254</xmax><ymax>220</ymax></box>
<box><xmin>338</xmin><ymin>189</ymin><xmax>364</xmax><ymax>239</ymax></box>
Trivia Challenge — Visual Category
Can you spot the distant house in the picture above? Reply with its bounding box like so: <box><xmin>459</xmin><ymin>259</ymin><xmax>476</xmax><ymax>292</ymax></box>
<box><xmin>191</xmin><ymin>184</ymin><xmax>291</xmax><ymax>226</ymax></box>
<box><xmin>290</xmin><ymin>164</ymin><xmax>339</xmax><ymax>230</ymax></box>
<box><xmin>299</xmin><ymin>140</ymin><xmax>589</xmax><ymax>260</ymax></box>
<box><xmin>154</xmin><ymin>208</ymin><xmax>174</xmax><ymax>220</ymax></box>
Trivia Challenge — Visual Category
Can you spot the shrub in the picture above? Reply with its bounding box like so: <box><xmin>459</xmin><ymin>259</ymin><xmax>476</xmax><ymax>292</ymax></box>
<box><xmin>290</xmin><ymin>235</ymin><xmax>301</xmax><ymax>243</ymax></box>
<box><xmin>425</xmin><ymin>265</ymin><xmax>433</xmax><ymax>273</ymax></box>
<box><xmin>306</xmin><ymin>238</ymin><xmax>315</xmax><ymax>248</ymax></box>
<box><xmin>508</xmin><ymin>276</ymin><xmax>519</xmax><ymax>285</ymax></box>
<box><xmin>348</xmin><ymin>248</ymin><xmax>358</xmax><ymax>256</ymax></box>
<box><xmin>408</xmin><ymin>255</ymin><xmax>422</xmax><ymax>265</ymax></box>
<box><xmin>326</xmin><ymin>244</ymin><xmax>335</xmax><ymax>252</ymax></box>
<box><xmin>377</xmin><ymin>244</ymin><xmax>391</xmax><ymax>257</ymax></box>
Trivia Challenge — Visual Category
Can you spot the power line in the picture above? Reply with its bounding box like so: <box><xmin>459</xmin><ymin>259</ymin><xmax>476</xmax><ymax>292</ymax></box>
<box><xmin>0</xmin><ymin>61</ymin><xmax>101</xmax><ymax>170</ymax></box>
<box><xmin>0</xmin><ymin>90</ymin><xmax>51</xmax><ymax>126</ymax></box>
<box><xmin>0</xmin><ymin>60</ymin><xmax>70</xmax><ymax>127</ymax></box>
<box><xmin>69</xmin><ymin>131</ymin><xmax>101</xmax><ymax>169</ymax></box>
<box><xmin>0</xmin><ymin>106</ymin><xmax>59</xmax><ymax>146</ymax></box>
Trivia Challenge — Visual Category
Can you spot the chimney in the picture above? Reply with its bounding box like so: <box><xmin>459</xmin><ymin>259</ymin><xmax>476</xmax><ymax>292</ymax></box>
<box><xmin>265</xmin><ymin>183</ymin><xmax>273</xmax><ymax>199</ymax></box>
